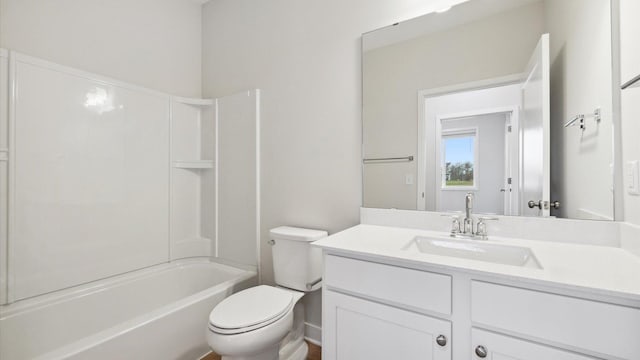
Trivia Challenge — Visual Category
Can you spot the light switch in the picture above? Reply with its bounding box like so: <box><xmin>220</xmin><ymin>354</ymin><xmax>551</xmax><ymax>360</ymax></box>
<box><xmin>627</xmin><ymin>160</ymin><xmax>640</xmax><ymax>195</ymax></box>
<box><xmin>405</xmin><ymin>174</ymin><xmax>414</xmax><ymax>185</ymax></box>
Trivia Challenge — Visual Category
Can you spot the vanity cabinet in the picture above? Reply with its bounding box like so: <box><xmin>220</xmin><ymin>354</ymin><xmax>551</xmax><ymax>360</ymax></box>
<box><xmin>321</xmin><ymin>254</ymin><xmax>640</xmax><ymax>360</ymax></box>
<box><xmin>323</xmin><ymin>290</ymin><xmax>451</xmax><ymax>360</ymax></box>
<box><xmin>471</xmin><ymin>281</ymin><xmax>640</xmax><ymax>359</ymax></box>
<box><xmin>471</xmin><ymin>329</ymin><xmax>597</xmax><ymax>360</ymax></box>
<box><xmin>322</xmin><ymin>255</ymin><xmax>452</xmax><ymax>359</ymax></box>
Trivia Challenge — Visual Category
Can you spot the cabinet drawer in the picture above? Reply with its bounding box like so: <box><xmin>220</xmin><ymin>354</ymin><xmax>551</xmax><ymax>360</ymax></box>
<box><xmin>471</xmin><ymin>328</ymin><xmax>597</xmax><ymax>360</ymax></box>
<box><xmin>471</xmin><ymin>281</ymin><xmax>640</xmax><ymax>359</ymax></box>
<box><xmin>324</xmin><ymin>255</ymin><xmax>451</xmax><ymax>315</ymax></box>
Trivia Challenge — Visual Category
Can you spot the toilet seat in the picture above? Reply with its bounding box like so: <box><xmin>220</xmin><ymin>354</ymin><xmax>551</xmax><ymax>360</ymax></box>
<box><xmin>208</xmin><ymin>285</ymin><xmax>294</xmax><ymax>335</ymax></box>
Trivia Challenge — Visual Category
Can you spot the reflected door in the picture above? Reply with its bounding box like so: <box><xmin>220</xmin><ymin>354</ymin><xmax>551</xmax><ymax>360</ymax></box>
<box><xmin>520</xmin><ymin>34</ymin><xmax>550</xmax><ymax>217</ymax></box>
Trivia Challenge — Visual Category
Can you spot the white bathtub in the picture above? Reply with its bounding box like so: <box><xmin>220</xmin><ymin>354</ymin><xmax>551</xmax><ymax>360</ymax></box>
<box><xmin>0</xmin><ymin>258</ymin><xmax>257</xmax><ymax>360</ymax></box>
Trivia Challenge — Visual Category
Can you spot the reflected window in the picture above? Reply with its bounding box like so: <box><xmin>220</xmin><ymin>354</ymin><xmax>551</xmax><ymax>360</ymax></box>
<box><xmin>442</xmin><ymin>129</ymin><xmax>476</xmax><ymax>188</ymax></box>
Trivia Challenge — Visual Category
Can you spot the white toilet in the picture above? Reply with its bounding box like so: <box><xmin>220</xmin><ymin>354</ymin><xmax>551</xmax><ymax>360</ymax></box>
<box><xmin>207</xmin><ymin>226</ymin><xmax>326</xmax><ymax>360</ymax></box>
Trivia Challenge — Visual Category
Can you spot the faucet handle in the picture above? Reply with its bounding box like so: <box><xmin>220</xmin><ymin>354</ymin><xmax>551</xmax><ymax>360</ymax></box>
<box><xmin>450</xmin><ymin>217</ymin><xmax>461</xmax><ymax>235</ymax></box>
<box><xmin>440</xmin><ymin>213</ymin><xmax>461</xmax><ymax>234</ymax></box>
<box><xmin>475</xmin><ymin>217</ymin><xmax>498</xmax><ymax>239</ymax></box>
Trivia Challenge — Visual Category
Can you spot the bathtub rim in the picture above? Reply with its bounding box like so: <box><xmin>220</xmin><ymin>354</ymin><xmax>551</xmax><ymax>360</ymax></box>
<box><xmin>30</xmin><ymin>260</ymin><xmax>256</xmax><ymax>360</ymax></box>
<box><xmin>0</xmin><ymin>257</ymin><xmax>255</xmax><ymax>319</ymax></box>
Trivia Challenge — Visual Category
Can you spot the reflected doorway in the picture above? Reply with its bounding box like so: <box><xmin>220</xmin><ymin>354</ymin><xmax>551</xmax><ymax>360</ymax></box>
<box><xmin>436</xmin><ymin>111</ymin><xmax>513</xmax><ymax>215</ymax></box>
<box><xmin>417</xmin><ymin>81</ymin><xmax>523</xmax><ymax>216</ymax></box>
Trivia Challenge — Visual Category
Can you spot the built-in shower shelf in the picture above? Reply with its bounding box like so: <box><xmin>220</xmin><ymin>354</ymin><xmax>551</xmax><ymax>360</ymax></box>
<box><xmin>172</xmin><ymin>96</ymin><xmax>214</xmax><ymax>107</ymax></box>
<box><xmin>173</xmin><ymin>160</ymin><xmax>214</xmax><ymax>169</ymax></box>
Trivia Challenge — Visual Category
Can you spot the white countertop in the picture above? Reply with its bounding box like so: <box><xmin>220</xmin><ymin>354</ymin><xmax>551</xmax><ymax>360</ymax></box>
<box><xmin>313</xmin><ymin>224</ymin><xmax>640</xmax><ymax>302</ymax></box>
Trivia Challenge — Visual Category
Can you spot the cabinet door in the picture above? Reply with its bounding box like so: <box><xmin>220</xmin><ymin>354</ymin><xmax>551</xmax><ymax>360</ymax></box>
<box><xmin>471</xmin><ymin>329</ymin><xmax>597</xmax><ymax>360</ymax></box>
<box><xmin>323</xmin><ymin>290</ymin><xmax>451</xmax><ymax>360</ymax></box>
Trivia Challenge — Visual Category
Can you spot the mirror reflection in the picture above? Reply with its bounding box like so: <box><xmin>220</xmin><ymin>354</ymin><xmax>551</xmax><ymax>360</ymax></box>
<box><xmin>362</xmin><ymin>0</ymin><xmax>616</xmax><ymax>220</ymax></box>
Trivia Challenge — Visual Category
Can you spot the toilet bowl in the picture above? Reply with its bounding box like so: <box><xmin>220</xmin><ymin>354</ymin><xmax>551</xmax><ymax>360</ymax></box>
<box><xmin>207</xmin><ymin>226</ymin><xmax>326</xmax><ymax>360</ymax></box>
<box><xmin>207</xmin><ymin>286</ymin><xmax>305</xmax><ymax>360</ymax></box>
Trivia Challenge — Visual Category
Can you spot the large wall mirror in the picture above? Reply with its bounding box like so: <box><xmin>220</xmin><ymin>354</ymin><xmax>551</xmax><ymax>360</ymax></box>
<box><xmin>362</xmin><ymin>0</ymin><xmax>620</xmax><ymax>220</ymax></box>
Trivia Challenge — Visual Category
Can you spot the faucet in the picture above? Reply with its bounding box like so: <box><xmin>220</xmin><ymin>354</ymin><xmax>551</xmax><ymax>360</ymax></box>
<box><xmin>444</xmin><ymin>192</ymin><xmax>498</xmax><ymax>240</ymax></box>
<box><xmin>463</xmin><ymin>193</ymin><xmax>474</xmax><ymax>235</ymax></box>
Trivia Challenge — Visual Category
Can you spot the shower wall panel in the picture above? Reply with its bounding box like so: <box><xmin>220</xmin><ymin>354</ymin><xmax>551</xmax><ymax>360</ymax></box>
<box><xmin>8</xmin><ymin>54</ymin><xmax>170</xmax><ymax>301</ymax></box>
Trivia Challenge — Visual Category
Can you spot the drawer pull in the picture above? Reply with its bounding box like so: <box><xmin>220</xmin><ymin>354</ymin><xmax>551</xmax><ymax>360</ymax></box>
<box><xmin>436</xmin><ymin>334</ymin><xmax>447</xmax><ymax>347</ymax></box>
<box><xmin>475</xmin><ymin>345</ymin><xmax>487</xmax><ymax>358</ymax></box>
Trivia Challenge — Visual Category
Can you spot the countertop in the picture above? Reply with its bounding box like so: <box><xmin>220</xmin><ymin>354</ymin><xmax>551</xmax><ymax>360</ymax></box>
<box><xmin>312</xmin><ymin>224</ymin><xmax>640</xmax><ymax>302</ymax></box>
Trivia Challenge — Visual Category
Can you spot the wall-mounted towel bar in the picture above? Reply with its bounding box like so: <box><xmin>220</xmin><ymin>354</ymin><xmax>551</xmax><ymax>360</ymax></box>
<box><xmin>363</xmin><ymin>155</ymin><xmax>414</xmax><ymax>164</ymax></box>
<box><xmin>564</xmin><ymin>108</ymin><xmax>601</xmax><ymax>130</ymax></box>
<box><xmin>622</xmin><ymin>74</ymin><xmax>640</xmax><ymax>90</ymax></box>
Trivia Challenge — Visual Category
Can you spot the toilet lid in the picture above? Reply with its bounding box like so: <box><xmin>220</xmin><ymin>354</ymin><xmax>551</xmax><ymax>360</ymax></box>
<box><xmin>209</xmin><ymin>285</ymin><xmax>294</xmax><ymax>331</ymax></box>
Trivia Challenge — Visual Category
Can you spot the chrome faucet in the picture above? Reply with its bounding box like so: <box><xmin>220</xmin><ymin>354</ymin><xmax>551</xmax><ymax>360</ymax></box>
<box><xmin>444</xmin><ymin>192</ymin><xmax>498</xmax><ymax>240</ymax></box>
<box><xmin>463</xmin><ymin>193</ymin><xmax>474</xmax><ymax>235</ymax></box>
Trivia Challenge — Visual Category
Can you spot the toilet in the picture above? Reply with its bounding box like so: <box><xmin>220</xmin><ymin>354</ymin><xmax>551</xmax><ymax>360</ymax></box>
<box><xmin>207</xmin><ymin>226</ymin><xmax>327</xmax><ymax>360</ymax></box>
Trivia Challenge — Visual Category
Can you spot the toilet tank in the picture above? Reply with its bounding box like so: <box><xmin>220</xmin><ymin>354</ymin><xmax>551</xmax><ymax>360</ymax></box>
<box><xmin>269</xmin><ymin>226</ymin><xmax>327</xmax><ymax>292</ymax></box>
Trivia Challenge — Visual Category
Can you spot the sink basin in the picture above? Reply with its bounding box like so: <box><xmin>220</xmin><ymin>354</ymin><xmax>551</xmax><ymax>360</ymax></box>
<box><xmin>403</xmin><ymin>236</ymin><xmax>542</xmax><ymax>269</ymax></box>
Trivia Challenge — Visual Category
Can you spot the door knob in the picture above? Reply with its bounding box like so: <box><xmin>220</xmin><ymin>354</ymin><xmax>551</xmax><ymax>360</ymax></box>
<box><xmin>528</xmin><ymin>200</ymin><xmax>543</xmax><ymax>209</ymax></box>
<box><xmin>475</xmin><ymin>345</ymin><xmax>487</xmax><ymax>358</ymax></box>
<box><xmin>528</xmin><ymin>200</ymin><xmax>559</xmax><ymax>210</ymax></box>
<box><xmin>436</xmin><ymin>334</ymin><xmax>447</xmax><ymax>347</ymax></box>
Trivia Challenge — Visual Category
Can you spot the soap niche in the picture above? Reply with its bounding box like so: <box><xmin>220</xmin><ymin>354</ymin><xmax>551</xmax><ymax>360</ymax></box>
<box><xmin>170</xmin><ymin>97</ymin><xmax>215</xmax><ymax>259</ymax></box>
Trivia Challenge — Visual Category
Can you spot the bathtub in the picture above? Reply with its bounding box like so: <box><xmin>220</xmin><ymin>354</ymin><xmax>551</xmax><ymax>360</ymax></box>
<box><xmin>0</xmin><ymin>258</ymin><xmax>257</xmax><ymax>360</ymax></box>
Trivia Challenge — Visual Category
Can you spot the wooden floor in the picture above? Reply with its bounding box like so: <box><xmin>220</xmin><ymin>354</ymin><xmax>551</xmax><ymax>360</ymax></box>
<box><xmin>202</xmin><ymin>341</ymin><xmax>321</xmax><ymax>360</ymax></box>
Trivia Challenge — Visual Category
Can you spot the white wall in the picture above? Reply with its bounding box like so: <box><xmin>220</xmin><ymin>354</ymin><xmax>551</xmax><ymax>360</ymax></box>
<box><xmin>545</xmin><ymin>0</ymin><xmax>615</xmax><ymax>220</ymax></box>
<box><xmin>362</xmin><ymin>2</ymin><xmax>545</xmax><ymax>210</ymax></box>
<box><xmin>620</xmin><ymin>0</ymin><xmax>640</xmax><ymax>226</ymax></box>
<box><xmin>201</xmin><ymin>0</ymin><xmax>469</xmax><ymax>337</ymax></box>
<box><xmin>0</xmin><ymin>0</ymin><xmax>202</xmax><ymax>97</ymax></box>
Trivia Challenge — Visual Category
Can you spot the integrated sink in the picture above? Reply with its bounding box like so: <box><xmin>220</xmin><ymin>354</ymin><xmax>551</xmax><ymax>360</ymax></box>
<box><xmin>403</xmin><ymin>236</ymin><xmax>542</xmax><ymax>269</ymax></box>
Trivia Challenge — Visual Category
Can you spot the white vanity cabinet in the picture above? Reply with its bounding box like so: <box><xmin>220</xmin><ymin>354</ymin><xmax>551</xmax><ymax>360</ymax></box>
<box><xmin>321</xmin><ymin>254</ymin><xmax>640</xmax><ymax>360</ymax></box>
<box><xmin>322</xmin><ymin>255</ymin><xmax>453</xmax><ymax>360</ymax></box>
<box><xmin>471</xmin><ymin>329</ymin><xmax>597</xmax><ymax>360</ymax></box>
<box><xmin>323</xmin><ymin>291</ymin><xmax>451</xmax><ymax>360</ymax></box>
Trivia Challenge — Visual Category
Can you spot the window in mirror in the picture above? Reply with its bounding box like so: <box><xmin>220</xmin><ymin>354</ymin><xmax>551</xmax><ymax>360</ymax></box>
<box><xmin>441</xmin><ymin>129</ymin><xmax>477</xmax><ymax>189</ymax></box>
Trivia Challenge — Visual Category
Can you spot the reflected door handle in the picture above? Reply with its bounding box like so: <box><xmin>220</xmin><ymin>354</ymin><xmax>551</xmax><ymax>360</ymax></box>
<box><xmin>528</xmin><ymin>200</ymin><xmax>543</xmax><ymax>209</ymax></box>
<box><xmin>528</xmin><ymin>200</ymin><xmax>558</xmax><ymax>210</ymax></box>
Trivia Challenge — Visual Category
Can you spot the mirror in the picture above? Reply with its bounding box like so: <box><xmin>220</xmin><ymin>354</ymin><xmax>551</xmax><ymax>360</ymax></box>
<box><xmin>362</xmin><ymin>0</ymin><xmax>618</xmax><ymax>220</ymax></box>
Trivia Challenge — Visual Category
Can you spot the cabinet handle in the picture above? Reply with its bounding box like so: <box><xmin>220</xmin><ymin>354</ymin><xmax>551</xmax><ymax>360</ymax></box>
<box><xmin>475</xmin><ymin>345</ymin><xmax>487</xmax><ymax>358</ymax></box>
<box><xmin>436</xmin><ymin>334</ymin><xmax>447</xmax><ymax>347</ymax></box>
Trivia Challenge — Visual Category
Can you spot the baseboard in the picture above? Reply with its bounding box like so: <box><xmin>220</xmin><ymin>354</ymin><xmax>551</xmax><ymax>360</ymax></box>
<box><xmin>304</xmin><ymin>322</ymin><xmax>322</xmax><ymax>346</ymax></box>
<box><xmin>197</xmin><ymin>351</ymin><xmax>214</xmax><ymax>360</ymax></box>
